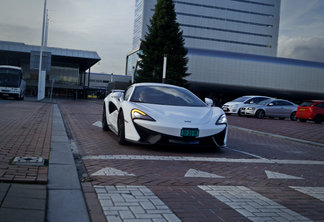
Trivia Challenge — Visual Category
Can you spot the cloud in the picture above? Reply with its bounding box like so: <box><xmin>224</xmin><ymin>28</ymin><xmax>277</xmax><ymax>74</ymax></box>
<box><xmin>0</xmin><ymin>0</ymin><xmax>135</xmax><ymax>74</ymax></box>
<box><xmin>278</xmin><ymin>37</ymin><xmax>324</xmax><ymax>63</ymax></box>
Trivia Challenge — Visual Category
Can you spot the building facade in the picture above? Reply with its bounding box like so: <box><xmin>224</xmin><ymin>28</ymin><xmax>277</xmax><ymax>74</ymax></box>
<box><xmin>126</xmin><ymin>0</ymin><xmax>324</xmax><ymax>100</ymax></box>
<box><xmin>132</xmin><ymin>0</ymin><xmax>280</xmax><ymax>56</ymax></box>
<box><xmin>0</xmin><ymin>41</ymin><xmax>100</xmax><ymax>98</ymax></box>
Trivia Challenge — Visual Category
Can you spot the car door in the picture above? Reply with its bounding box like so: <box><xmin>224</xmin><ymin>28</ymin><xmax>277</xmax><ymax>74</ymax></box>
<box><xmin>281</xmin><ymin>101</ymin><xmax>295</xmax><ymax>117</ymax></box>
<box><xmin>264</xmin><ymin>100</ymin><xmax>280</xmax><ymax>117</ymax></box>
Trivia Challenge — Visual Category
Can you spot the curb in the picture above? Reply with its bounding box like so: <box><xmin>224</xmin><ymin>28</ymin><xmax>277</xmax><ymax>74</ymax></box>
<box><xmin>47</xmin><ymin>104</ymin><xmax>90</xmax><ymax>222</ymax></box>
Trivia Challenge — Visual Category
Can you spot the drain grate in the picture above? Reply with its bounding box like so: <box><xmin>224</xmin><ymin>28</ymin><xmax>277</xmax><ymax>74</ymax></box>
<box><xmin>12</xmin><ymin>157</ymin><xmax>45</xmax><ymax>166</ymax></box>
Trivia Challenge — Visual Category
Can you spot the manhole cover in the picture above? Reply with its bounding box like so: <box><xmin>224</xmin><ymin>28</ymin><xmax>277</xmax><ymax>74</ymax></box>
<box><xmin>12</xmin><ymin>157</ymin><xmax>45</xmax><ymax>166</ymax></box>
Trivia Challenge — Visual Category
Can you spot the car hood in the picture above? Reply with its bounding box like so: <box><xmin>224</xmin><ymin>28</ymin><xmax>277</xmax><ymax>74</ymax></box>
<box><xmin>223</xmin><ymin>102</ymin><xmax>243</xmax><ymax>106</ymax></box>
<box><xmin>134</xmin><ymin>103</ymin><xmax>223</xmax><ymax>124</ymax></box>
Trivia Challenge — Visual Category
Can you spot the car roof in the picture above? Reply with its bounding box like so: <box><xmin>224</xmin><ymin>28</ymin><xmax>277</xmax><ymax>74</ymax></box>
<box><xmin>0</xmin><ymin>65</ymin><xmax>22</xmax><ymax>71</ymax></box>
<box><xmin>308</xmin><ymin>100</ymin><xmax>324</xmax><ymax>103</ymax></box>
<box><xmin>132</xmin><ymin>82</ymin><xmax>184</xmax><ymax>89</ymax></box>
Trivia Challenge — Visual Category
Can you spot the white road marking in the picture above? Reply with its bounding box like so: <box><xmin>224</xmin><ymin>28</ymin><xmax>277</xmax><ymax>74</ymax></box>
<box><xmin>91</xmin><ymin>167</ymin><xmax>135</xmax><ymax>176</ymax></box>
<box><xmin>224</xmin><ymin>146</ymin><xmax>267</xmax><ymax>159</ymax></box>
<box><xmin>94</xmin><ymin>185</ymin><xmax>181</xmax><ymax>222</ymax></box>
<box><xmin>290</xmin><ymin>186</ymin><xmax>324</xmax><ymax>202</ymax></box>
<box><xmin>265</xmin><ymin>170</ymin><xmax>304</xmax><ymax>180</ymax></box>
<box><xmin>199</xmin><ymin>185</ymin><xmax>312</xmax><ymax>222</ymax></box>
<box><xmin>92</xmin><ymin>121</ymin><xmax>102</xmax><ymax>128</ymax></box>
<box><xmin>83</xmin><ymin>155</ymin><xmax>324</xmax><ymax>165</ymax></box>
<box><xmin>184</xmin><ymin>169</ymin><xmax>224</xmax><ymax>178</ymax></box>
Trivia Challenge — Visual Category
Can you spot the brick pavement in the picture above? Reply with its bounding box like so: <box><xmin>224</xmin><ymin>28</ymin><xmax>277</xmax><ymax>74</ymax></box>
<box><xmin>0</xmin><ymin>101</ymin><xmax>52</xmax><ymax>183</ymax></box>
<box><xmin>227</xmin><ymin>115</ymin><xmax>324</xmax><ymax>145</ymax></box>
<box><xmin>57</xmin><ymin>99</ymin><xmax>324</xmax><ymax>222</ymax></box>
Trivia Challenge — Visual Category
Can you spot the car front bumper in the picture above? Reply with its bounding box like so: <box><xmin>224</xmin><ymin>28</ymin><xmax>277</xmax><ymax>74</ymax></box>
<box><xmin>133</xmin><ymin>123</ymin><xmax>227</xmax><ymax>147</ymax></box>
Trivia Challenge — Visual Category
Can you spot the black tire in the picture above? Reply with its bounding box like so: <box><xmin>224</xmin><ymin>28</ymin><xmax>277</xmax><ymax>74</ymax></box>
<box><xmin>299</xmin><ymin>118</ymin><xmax>307</xmax><ymax>122</ymax></box>
<box><xmin>117</xmin><ymin>111</ymin><xmax>127</xmax><ymax>145</ymax></box>
<box><xmin>290</xmin><ymin>111</ymin><xmax>297</xmax><ymax>121</ymax></box>
<box><xmin>238</xmin><ymin>109</ymin><xmax>242</xmax><ymax>116</ymax></box>
<box><xmin>314</xmin><ymin>115</ymin><xmax>323</xmax><ymax>124</ymax></box>
<box><xmin>255</xmin><ymin>110</ymin><xmax>265</xmax><ymax>119</ymax></box>
<box><xmin>102</xmin><ymin>105</ymin><xmax>109</xmax><ymax>131</ymax></box>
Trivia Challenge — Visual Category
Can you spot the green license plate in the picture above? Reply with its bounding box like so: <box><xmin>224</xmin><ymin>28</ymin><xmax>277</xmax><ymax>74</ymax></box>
<box><xmin>181</xmin><ymin>128</ymin><xmax>199</xmax><ymax>137</ymax></box>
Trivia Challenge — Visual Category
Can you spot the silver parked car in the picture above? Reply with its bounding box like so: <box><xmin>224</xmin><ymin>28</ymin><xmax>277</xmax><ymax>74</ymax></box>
<box><xmin>222</xmin><ymin>95</ymin><xmax>271</xmax><ymax>116</ymax></box>
<box><xmin>243</xmin><ymin>98</ymin><xmax>298</xmax><ymax>120</ymax></box>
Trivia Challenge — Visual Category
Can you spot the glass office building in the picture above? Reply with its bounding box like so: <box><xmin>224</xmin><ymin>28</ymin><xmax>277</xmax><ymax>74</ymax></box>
<box><xmin>126</xmin><ymin>0</ymin><xmax>324</xmax><ymax>99</ymax></box>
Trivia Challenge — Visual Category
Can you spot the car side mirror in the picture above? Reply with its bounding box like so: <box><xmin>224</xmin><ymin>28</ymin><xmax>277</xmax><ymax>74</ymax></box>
<box><xmin>112</xmin><ymin>92</ymin><xmax>124</xmax><ymax>101</ymax></box>
<box><xmin>205</xmin><ymin>98</ymin><xmax>213</xmax><ymax>107</ymax></box>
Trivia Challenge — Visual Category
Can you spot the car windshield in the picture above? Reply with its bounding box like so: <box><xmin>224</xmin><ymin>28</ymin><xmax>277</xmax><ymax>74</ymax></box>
<box><xmin>300</xmin><ymin>101</ymin><xmax>314</xmax><ymax>107</ymax></box>
<box><xmin>130</xmin><ymin>85</ymin><xmax>206</xmax><ymax>107</ymax></box>
<box><xmin>232</xmin><ymin>96</ymin><xmax>251</xmax><ymax>102</ymax></box>
<box><xmin>0</xmin><ymin>68</ymin><xmax>21</xmax><ymax>87</ymax></box>
<box><xmin>258</xmin><ymin>99</ymin><xmax>273</xmax><ymax>105</ymax></box>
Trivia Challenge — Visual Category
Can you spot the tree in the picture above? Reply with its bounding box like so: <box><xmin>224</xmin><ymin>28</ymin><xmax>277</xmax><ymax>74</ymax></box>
<box><xmin>136</xmin><ymin>0</ymin><xmax>189</xmax><ymax>86</ymax></box>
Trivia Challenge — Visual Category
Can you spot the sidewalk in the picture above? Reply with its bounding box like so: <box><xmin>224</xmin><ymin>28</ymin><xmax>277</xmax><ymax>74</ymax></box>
<box><xmin>0</xmin><ymin>100</ymin><xmax>52</xmax><ymax>222</ymax></box>
<box><xmin>0</xmin><ymin>99</ymin><xmax>89</xmax><ymax>222</ymax></box>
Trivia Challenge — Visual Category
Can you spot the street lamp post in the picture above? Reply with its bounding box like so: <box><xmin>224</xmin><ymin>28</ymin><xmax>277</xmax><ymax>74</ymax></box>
<box><xmin>37</xmin><ymin>0</ymin><xmax>47</xmax><ymax>101</ymax></box>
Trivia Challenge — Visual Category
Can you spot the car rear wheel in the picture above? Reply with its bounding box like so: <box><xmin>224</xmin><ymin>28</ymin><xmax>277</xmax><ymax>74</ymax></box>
<box><xmin>117</xmin><ymin>111</ymin><xmax>127</xmax><ymax>145</ymax></box>
<box><xmin>314</xmin><ymin>115</ymin><xmax>323</xmax><ymax>124</ymax></box>
<box><xmin>102</xmin><ymin>105</ymin><xmax>109</xmax><ymax>131</ymax></box>
<box><xmin>255</xmin><ymin>110</ymin><xmax>265</xmax><ymax>119</ymax></box>
<box><xmin>290</xmin><ymin>111</ymin><xmax>297</xmax><ymax>121</ymax></box>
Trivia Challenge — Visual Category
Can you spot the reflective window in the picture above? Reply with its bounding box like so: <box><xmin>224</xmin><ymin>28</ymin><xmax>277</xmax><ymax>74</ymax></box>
<box><xmin>233</xmin><ymin>96</ymin><xmax>251</xmax><ymax>102</ymax></box>
<box><xmin>130</xmin><ymin>85</ymin><xmax>206</xmax><ymax>107</ymax></box>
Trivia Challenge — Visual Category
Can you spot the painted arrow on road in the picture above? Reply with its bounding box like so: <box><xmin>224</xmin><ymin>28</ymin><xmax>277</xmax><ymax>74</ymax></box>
<box><xmin>265</xmin><ymin>170</ymin><xmax>303</xmax><ymax>179</ymax></box>
<box><xmin>184</xmin><ymin>169</ymin><xmax>225</xmax><ymax>178</ymax></box>
<box><xmin>91</xmin><ymin>167</ymin><xmax>135</xmax><ymax>176</ymax></box>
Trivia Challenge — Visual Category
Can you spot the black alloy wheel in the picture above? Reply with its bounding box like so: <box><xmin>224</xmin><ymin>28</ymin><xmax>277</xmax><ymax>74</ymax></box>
<box><xmin>117</xmin><ymin>111</ymin><xmax>127</xmax><ymax>145</ymax></box>
<box><xmin>102</xmin><ymin>105</ymin><xmax>109</xmax><ymax>131</ymax></box>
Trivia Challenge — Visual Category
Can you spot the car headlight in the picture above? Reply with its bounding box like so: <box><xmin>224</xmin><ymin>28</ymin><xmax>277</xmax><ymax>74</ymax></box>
<box><xmin>216</xmin><ymin>114</ymin><xmax>227</xmax><ymax>125</ymax></box>
<box><xmin>231</xmin><ymin>104</ymin><xmax>239</xmax><ymax>109</ymax></box>
<box><xmin>247</xmin><ymin>107</ymin><xmax>256</xmax><ymax>110</ymax></box>
<box><xmin>131</xmin><ymin>109</ymin><xmax>155</xmax><ymax>121</ymax></box>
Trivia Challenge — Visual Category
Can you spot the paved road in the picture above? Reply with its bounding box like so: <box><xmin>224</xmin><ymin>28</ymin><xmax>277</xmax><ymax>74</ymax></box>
<box><xmin>58</xmin><ymin>99</ymin><xmax>324</xmax><ymax>222</ymax></box>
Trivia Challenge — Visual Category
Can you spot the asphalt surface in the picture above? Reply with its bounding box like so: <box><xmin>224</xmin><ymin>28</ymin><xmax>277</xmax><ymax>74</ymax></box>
<box><xmin>0</xmin><ymin>98</ymin><xmax>323</xmax><ymax>222</ymax></box>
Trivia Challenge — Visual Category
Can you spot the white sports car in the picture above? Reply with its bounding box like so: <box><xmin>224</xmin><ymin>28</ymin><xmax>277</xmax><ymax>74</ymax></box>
<box><xmin>102</xmin><ymin>83</ymin><xmax>227</xmax><ymax>148</ymax></box>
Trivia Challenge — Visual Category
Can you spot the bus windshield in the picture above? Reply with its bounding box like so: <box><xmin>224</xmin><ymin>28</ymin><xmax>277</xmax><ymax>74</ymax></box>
<box><xmin>0</xmin><ymin>68</ymin><xmax>22</xmax><ymax>88</ymax></box>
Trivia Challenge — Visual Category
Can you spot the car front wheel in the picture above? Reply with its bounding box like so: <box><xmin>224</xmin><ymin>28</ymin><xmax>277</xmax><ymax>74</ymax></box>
<box><xmin>255</xmin><ymin>110</ymin><xmax>265</xmax><ymax>119</ymax></box>
<box><xmin>102</xmin><ymin>105</ymin><xmax>109</xmax><ymax>131</ymax></box>
<box><xmin>117</xmin><ymin>111</ymin><xmax>127</xmax><ymax>145</ymax></box>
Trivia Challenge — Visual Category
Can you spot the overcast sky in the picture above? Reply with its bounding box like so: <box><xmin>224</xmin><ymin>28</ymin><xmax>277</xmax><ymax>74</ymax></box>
<box><xmin>0</xmin><ymin>0</ymin><xmax>323</xmax><ymax>74</ymax></box>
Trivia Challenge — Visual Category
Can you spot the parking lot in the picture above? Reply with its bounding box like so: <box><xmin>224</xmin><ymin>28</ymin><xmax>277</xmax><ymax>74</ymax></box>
<box><xmin>0</xmin><ymin>98</ymin><xmax>323</xmax><ymax>221</ymax></box>
<box><xmin>57</xmin><ymin>99</ymin><xmax>324</xmax><ymax>222</ymax></box>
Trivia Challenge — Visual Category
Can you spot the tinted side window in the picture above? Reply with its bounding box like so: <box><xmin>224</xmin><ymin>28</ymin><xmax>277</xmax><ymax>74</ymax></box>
<box><xmin>272</xmin><ymin>101</ymin><xmax>280</xmax><ymax>106</ymax></box>
<box><xmin>255</xmin><ymin>97</ymin><xmax>269</xmax><ymax>103</ymax></box>
<box><xmin>315</xmin><ymin>103</ymin><xmax>324</xmax><ymax>108</ymax></box>
<box><xmin>280</xmin><ymin>101</ymin><xmax>292</xmax><ymax>106</ymax></box>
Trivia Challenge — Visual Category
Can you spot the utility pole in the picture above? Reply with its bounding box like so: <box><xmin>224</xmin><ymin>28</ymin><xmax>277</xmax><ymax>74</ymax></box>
<box><xmin>37</xmin><ymin>0</ymin><xmax>47</xmax><ymax>101</ymax></box>
<box><xmin>162</xmin><ymin>54</ymin><xmax>167</xmax><ymax>83</ymax></box>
